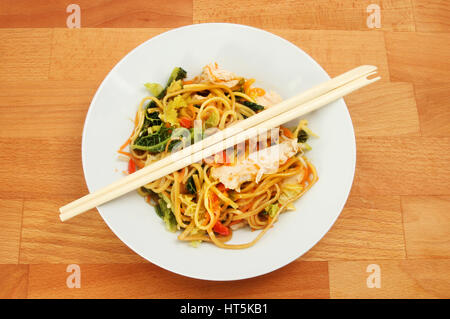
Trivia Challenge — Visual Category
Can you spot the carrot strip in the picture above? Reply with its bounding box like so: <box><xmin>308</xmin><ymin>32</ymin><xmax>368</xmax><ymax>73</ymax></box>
<box><xmin>244</xmin><ymin>79</ymin><xmax>255</xmax><ymax>95</ymax></box>
<box><xmin>249</xmin><ymin>87</ymin><xmax>266</xmax><ymax>97</ymax></box>
<box><xmin>280</xmin><ymin>126</ymin><xmax>294</xmax><ymax>138</ymax></box>
<box><xmin>240</xmin><ymin>202</ymin><xmax>253</xmax><ymax>213</ymax></box>
<box><xmin>118</xmin><ymin>150</ymin><xmax>131</xmax><ymax>157</ymax></box>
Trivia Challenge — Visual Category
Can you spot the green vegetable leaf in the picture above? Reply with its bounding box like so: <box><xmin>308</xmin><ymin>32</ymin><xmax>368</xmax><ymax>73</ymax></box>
<box><xmin>145</xmin><ymin>111</ymin><xmax>162</xmax><ymax>128</ymax></box>
<box><xmin>186</xmin><ymin>175</ymin><xmax>197</xmax><ymax>194</ymax></box>
<box><xmin>161</xmin><ymin>95</ymin><xmax>187</xmax><ymax>126</ymax></box>
<box><xmin>156</xmin><ymin>197</ymin><xmax>177</xmax><ymax>232</ymax></box>
<box><xmin>264</xmin><ymin>204</ymin><xmax>279</xmax><ymax>218</ymax></box>
<box><xmin>240</xmin><ymin>100</ymin><xmax>265</xmax><ymax>112</ymax></box>
<box><xmin>297</xmin><ymin>129</ymin><xmax>309</xmax><ymax>143</ymax></box>
<box><xmin>166</xmin><ymin>80</ymin><xmax>183</xmax><ymax>94</ymax></box>
<box><xmin>144</xmin><ymin>83</ymin><xmax>164</xmax><ymax>96</ymax></box>
<box><xmin>205</xmin><ymin>111</ymin><xmax>220</xmax><ymax>128</ymax></box>
<box><xmin>131</xmin><ymin>125</ymin><xmax>172</xmax><ymax>153</ymax></box>
<box><xmin>167</xmin><ymin>67</ymin><xmax>187</xmax><ymax>85</ymax></box>
<box><xmin>157</xmin><ymin>67</ymin><xmax>187</xmax><ymax>99</ymax></box>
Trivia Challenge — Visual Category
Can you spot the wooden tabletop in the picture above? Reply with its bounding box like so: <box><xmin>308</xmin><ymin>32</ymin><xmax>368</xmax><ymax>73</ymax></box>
<box><xmin>0</xmin><ymin>0</ymin><xmax>449</xmax><ymax>299</ymax></box>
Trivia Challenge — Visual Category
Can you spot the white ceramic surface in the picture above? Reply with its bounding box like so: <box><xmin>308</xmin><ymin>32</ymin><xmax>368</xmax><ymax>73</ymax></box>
<box><xmin>82</xmin><ymin>23</ymin><xmax>356</xmax><ymax>281</ymax></box>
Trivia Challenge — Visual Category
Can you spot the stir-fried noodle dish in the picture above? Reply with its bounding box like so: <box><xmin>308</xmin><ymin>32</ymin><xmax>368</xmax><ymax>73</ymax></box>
<box><xmin>118</xmin><ymin>63</ymin><xmax>318</xmax><ymax>249</ymax></box>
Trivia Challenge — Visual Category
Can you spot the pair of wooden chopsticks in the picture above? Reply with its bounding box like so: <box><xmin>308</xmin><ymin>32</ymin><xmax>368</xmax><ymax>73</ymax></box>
<box><xmin>59</xmin><ymin>65</ymin><xmax>380</xmax><ymax>222</ymax></box>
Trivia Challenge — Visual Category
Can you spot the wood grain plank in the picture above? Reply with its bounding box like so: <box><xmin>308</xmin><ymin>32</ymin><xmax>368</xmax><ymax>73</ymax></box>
<box><xmin>0</xmin><ymin>0</ymin><xmax>192</xmax><ymax>28</ymax></box>
<box><xmin>194</xmin><ymin>0</ymin><xmax>415</xmax><ymax>31</ymax></box>
<box><xmin>269</xmin><ymin>29</ymin><xmax>390</xmax><ymax>82</ymax></box>
<box><xmin>346</xmin><ymin>81</ymin><xmax>420</xmax><ymax>136</ymax></box>
<box><xmin>412</xmin><ymin>0</ymin><xmax>450</xmax><ymax>32</ymax></box>
<box><xmin>19</xmin><ymin>199</ymin><xmax>144</xmax><ymax>264</ymax></box>
<box><xmin>414</xmin><ymin>83</ymin><xmax>450</xmax><ymax>137</ymax></box>
<box><xmin>0</xmin><ymin>200</ymin><xmax>24</xmax><ymax>263</ymax></box>
<box><xmin>402</xmin><ymin>196</ymin><xmax>450</xmax><ymax>258</ymax></box>
<box><xmin>352</xmin><ymin>137</ymin><xmax>450</xmax><ymax>196</ymax></box>
<box><xmin>48</xmin><ymin>28</ymin><xmax>390</xmax><ymax>83</ymax></box>
<box><xmin>0</xmin><ymin>264</ymin><xmax>28</xmax><ymax>298</ymax></box>
<box><xmin>28</xmin><ymin>261</ymin><xmax>329</xmax><ymax>298</ymax></box>
<box><xmin>329</xmin><ymin>259</ymin><xmax>450</xmax><ymax>298</ymax></box>
<box><xmin>0</xmin><ymin>137</ymin><xmax>86</xmax><ymax>200</ymax></box>
<box><xmin>49</xmin><ymin>28</ymin><xmax>168</xmax><ymax>81</ymax></box>
<box><xmin>385</xmin><ymin>32</ymin><xmax>450</xmax><ymax>83</ymax></box>
<box><xmin>300</xmin><ymin>196</ymin><xmax>406</xmax><ymax>261</ymax></box>
<box><xmin>0</xmin><ymin>29</ymin><xmax>52</xmax><ymax>80</ymax></box>
<box><xmin>0</xmin><ymin>80</ymin><xmax>96</xmax><ymax>138</ymax></box>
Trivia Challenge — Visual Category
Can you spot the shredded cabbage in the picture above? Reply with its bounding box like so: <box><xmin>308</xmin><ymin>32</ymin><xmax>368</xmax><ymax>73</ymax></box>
<box><xmin>167</xmin><ymin>80</ymin><xmax>183</xmax><ymax>94</ymax></box>
<box><xmin>144</xmin><ymin>83</ymin><xmax>164</xmax><ymax>96</ymax></box>
<box><xmin>189</xmin><ymin>240</ymin><xmax>202</xmax><ymax>248</ymax></box>
<box><xmin>156</xmin><ymin>194</ymin><xmax>177</xmax><ymax>232</ymax></box>
<box><xmin>205</xmin><ymin>111</ymin><xmax>220</xmax><ymax>128</ymax></box>
<box><xmin>278</xmin><ymin>184</ymin><xmax>304</xmax><ymax>210</ymax></box>
<box><xmin>265</xmin><ymin>204</ymin><xmax>279</xmax><ymax>217</ymax></box>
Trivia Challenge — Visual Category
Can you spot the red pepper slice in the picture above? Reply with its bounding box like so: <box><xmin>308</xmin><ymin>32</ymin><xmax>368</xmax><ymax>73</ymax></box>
<box><xmin>213</xmin><ymin>220</ymin><xmax>230</xmax><ymax>236</ymax></box>
<box><xmin>128</xmin><ymin>158</ymin><xmax>136</xmax><ymax>174</ymax></box>
<box><xmin>179</xmin><ymin>117</ymin><xmax>193</xmax><ymax>128</ymax></box>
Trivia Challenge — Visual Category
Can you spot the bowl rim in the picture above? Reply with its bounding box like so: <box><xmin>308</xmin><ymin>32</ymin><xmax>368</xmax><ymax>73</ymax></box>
<box><xmin>80</xmin><ymin>22</ymin><xmax>356</xmax><ymax>281</ymax></box>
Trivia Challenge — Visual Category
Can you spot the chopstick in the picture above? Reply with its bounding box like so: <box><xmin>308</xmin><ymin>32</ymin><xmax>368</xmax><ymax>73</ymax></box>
<box><xmin>62</xmin><ymin>65</ymin><xmax>375</xmax><ymax>214</ymax></box>
<box><xmin>59</xmin><ymin>65</ymin><xmax>380</xmax><ymax>222</ymax></box>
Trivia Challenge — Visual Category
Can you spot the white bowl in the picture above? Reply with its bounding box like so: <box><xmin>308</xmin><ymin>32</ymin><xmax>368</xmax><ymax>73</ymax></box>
<box><xmin>82</xmin><ymin>23</ymin><xmax>356</xmax><ymax>281</ymax></box>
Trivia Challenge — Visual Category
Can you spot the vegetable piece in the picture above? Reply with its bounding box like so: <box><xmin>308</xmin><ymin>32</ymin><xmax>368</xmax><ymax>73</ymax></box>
<box><xmin>297</xmin><ymin>129</ymin><xmax>309</xmax><ymax>143</ymax></box>
<box><xmin>140</xmin><ymin>186</ymin><xmax>156</xmax><ymax>196</ymax></box>
<box><xmin>167</xmin><ymin>67</ymin><xmax>187</xmax><ymax>85</ymax></box>
<box><xmin>233</xmin><ymin>78</ymin><xmax>245</xmax><ymax>92</ymax></box>
<box><xmin>210</xmin><ymin>192</ymin><xmax>220</xmax><ymax>213</ymax></box>
<box><xmin>186</xmin><ymin>175</ymin><xmax>197</xmax><ymax>194</ymax></box>
<box><xmin>301</xmin><ymin>142</ymin><xmax>312</xmax><ymax>151</ymax></box>
<box><xmin>131</xmin><ymin>125</ymin><xmax>172</xmax><ymax>153</ymax></box>
<box><xmin>154</xmin><ymin>202</ymin><xmax>164</xmax><ymax>218</ymax></box>
<box><xmin>278</xmin><ymin>184</ymin><xmax>304</xmax><ymax>210</ymax></box>
<box><xmin>205</xmin><ymin>111</ymin><xmax>220</xmax><ymax>128</ymax></box>
<box><xmin>144</xmin><ymin>83</ymin><xmax>164</xmax><ymax>96</ymax></box>
<box><xmin>216</xmin><ymin>183</ymin><xmax>227</xmax><ymax>192</ymax></box>
<box><xmin>166</xmin><ymin>80</ymin><xmax>183</xmax><ymax>94</ymax></box>
<box><xmin>145</xmin><ymin>111</ymin><xmax>163</xmax><ymax>128</ymax></box>
<box><xmin>264</xmin><ymin>204</ymin><xmax>279</xmax><ymax>217</ymax></box>
<box><xmin>179</xmin><ymin>117</ymin><xmax>193</xmax><ymax>128</ymax></box>
<box><xmin>160</xmin><ymin>95</ymin><xmax>187</xmax><ymax>126</ymax></box>
<box><xmin>127</xmin><ymin>158</ymin><xmax>136</xmax><ymax>174</ymax></box>
<box><xmin>189</xmin><ymin>240</ymin><xmax>202</xmax><ymax>248</ymax></box>
<box><xmin>280</xmin><ymin>126</ymin><xmax>294</xmax><ymax>138</ymax></box>
<box><xmin>213</xmin><ymin>220</ymin><xmax>230</xmax><ymax>236</ymax></box>
<box><xmin>239</xmin><ymin>100</ymin><xmax>265</xmax><ymax>112</ymax></box>
<box><xmin>156</xmin><ymin>197</ymin><xmax>177</xmax><ymax>232</ymax></box>
<box><xmin>157</xmin><ymin>67</ymin><xmax>188</xmax><ymax>99</ymax></box>
<box><xmin>166</xmin><ymin>127</ymin><xmax>195</xmax><ymax>153</ymax></box>
<box><xmin>250</xmin><ymin>87</ymin><xmax>266</xmax><ymax>97</ymax></box>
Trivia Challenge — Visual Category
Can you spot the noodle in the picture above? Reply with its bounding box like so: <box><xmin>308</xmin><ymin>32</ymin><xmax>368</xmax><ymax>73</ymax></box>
<box><xmin>120</xmin><ymin>63</ymin><xmax>318</xmax><ymax>249</ymax></box>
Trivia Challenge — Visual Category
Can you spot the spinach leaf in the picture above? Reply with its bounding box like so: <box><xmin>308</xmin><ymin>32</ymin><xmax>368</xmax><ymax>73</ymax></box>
<box><xmin>132</xmin><ymin>125</ymin><xmax>172</xmax><ymax>153</ymax></box>
<box><xmin>238</xmin><ymin>99</ymin><xmax>265</xmax><ymax>112</ymax></box>
<box><xmin>297</xmin><ymin>129</ymin><xmax>309</xmax><ymax>143</ymax></box>
<box><xmin>145</xmin><ymin>111</ymin><xmax>162</xmax><ymax>127</ymax></box>
<box><xmin>186</xmin><ymin>175</ymin><xmax>197</xmax><ymax>194</ymax></box>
